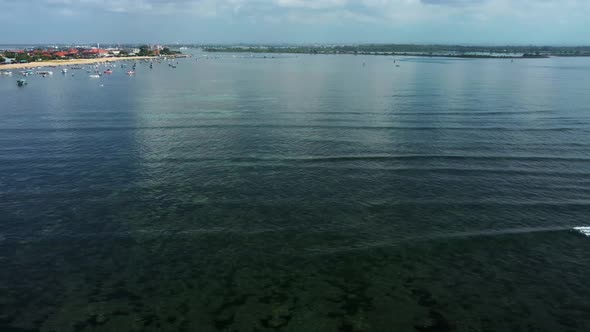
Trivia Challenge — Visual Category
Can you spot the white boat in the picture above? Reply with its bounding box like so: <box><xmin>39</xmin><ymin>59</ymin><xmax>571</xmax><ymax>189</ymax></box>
<box><xmin>89</xmin><ymin>74</ymin><xmax>100</xmax><ymax>78</ymax></box>
<box><xmin>62</xmin><ymin>68</ymin><xmax>68</xmax><ymax>73</ymax></box>
<box><xmin>0</xmin><ymin>71</ymin><xmax>12</xmax><ymax>76</ymax></box>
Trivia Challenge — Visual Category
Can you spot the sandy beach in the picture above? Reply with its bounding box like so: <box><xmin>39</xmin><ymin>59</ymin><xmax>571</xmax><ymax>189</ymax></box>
<box><xmin>0</xmin><ymin>56</ymin><xmax>158</xmax><ymax>70</ymax></box>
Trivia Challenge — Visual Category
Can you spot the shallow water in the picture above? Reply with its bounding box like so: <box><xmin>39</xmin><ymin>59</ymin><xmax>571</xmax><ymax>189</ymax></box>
<box><xmin>1</xmin><ymin>54</ymin><xmax>590</xmax><ymax>331</ymax></box>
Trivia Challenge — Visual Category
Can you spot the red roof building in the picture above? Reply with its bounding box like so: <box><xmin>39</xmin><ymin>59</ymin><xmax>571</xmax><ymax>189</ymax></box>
<box><xmin>82</xmin><ymin>49</ymin><xmax>108</xmax><ymax>56</ymax></box>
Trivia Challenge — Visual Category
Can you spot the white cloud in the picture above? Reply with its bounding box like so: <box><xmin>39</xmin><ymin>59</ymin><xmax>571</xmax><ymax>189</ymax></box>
<box><xmin>4</xmin><ymin>0</ymin><xmax>590</xmax><ymax>26</ymax></box>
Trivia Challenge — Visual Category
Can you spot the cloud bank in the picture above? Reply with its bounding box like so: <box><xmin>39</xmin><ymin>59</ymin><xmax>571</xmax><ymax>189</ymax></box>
<box><xmin>1</xmin><ymin>0</ymin><xmax>589</xmax><ymax>44</ymax></box>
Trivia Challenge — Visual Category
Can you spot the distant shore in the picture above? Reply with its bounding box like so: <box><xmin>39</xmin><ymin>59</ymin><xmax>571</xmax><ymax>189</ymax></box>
<box><xmin>205</xmin><ymin>48</ymin><xmax>551</xmax><ymax>59</ymax></box>
<box><xmin>203</xmin><ymin>44</ymin><xmax>590</xmax><ymax>58</ymax></box>
<box><xmin>0</xmin><ymin>56</ymin><xmax>158</xmax><ymax>70</ymax></box>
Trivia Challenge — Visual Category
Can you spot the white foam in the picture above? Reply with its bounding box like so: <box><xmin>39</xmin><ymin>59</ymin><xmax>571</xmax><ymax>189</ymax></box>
<box><xmin>573</xmin><ymin>227</ymin><xmax>590</xmax><ymax>237</ymax></box>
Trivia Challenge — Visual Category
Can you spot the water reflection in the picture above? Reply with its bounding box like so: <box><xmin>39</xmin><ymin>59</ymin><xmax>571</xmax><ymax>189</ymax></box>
<box><xmin>2</xmin><ymin>55</ymin><xmax>590</xmax><ymax>331</ymax></box>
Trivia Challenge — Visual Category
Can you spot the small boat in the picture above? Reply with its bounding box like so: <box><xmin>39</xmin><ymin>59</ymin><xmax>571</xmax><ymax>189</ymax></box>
<box><xmin>17</xmin><ymin>79</ymin><xmax>27</xmax><ymax>86</ymax></box>
<box><xmin>126</xmin><ymin>70</ymin><xmax>135</xmax><ymax>75</ymax></box>
<box><xmin>104</xmin><ymin>69</ymin><xmax>113</xmax><ymax>74</ymax></box>
<box><xmin>0</xmin><ymin>71</ymin><xmax>12</xmax><ymax>76</ymax></box>
<box><xmin>89</xmin><ymin>74</ymin><xmax>100</xmax><ymax>78</ymax></box>
<box><xmin>121</xmin><ymin>64</ymin><xmax>127</xmax><ymax>68</ymax></box>
<box><xmin>62</xmin><ymin>68</ymin><xmax>68</xmax><ymax>74</ymax></box>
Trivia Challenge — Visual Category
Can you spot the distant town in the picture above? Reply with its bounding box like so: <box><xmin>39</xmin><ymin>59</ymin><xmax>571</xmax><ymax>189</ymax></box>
<box><xmin>0</xmin><ymin>45</ymin><xmax>181</xmax><ymax>65</ymax></box>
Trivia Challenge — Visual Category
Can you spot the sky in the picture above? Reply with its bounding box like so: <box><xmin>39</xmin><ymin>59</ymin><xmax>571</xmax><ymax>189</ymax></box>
<box><xmin>1</xmin><ymin>0</ymin><xmax>589</xmax><ymax>45</ymax></box>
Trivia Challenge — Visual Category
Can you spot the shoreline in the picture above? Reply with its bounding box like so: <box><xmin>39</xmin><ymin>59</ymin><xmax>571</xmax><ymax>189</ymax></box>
<box><xmin>204</xmin><ymin>50</ymin><xmax>550</xmax><ymax>59</ymax></box>
<box><xmin>0</xmin><ymin>56</ymin><xmax>158</xmax><ymax>70</ymax></box>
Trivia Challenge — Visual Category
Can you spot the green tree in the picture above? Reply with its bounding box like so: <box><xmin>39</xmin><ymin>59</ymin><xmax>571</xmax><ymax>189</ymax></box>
<box><xmin>15</xmin><ymin>53</ymin><xmax>31</xmax><ymax>63</ymax></box>
<box><xmin>138</xmin><ymin>45</ymin><xmax>151</xmax><ymax>56</ymax></box>
<box><xmin>160</xmin><ymin>47</ymin><xmax>180</xmax><ymax>55</ymax></box>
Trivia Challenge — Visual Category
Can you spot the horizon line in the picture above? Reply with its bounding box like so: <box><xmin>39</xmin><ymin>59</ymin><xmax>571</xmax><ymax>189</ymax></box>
<box><xmin>2</xmin><ymin>42</ymin><xmax>590</xmax><ymax>48</ymax></box>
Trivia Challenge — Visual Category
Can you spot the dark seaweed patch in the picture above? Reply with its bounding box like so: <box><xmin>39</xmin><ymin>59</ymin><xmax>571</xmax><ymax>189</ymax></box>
<box><xmin>415</xmin><ymin>310</ymin><xmax>453</xmax><ymax>332</ymax></box>
<box><xmin>412</xmin><ymin>289</ymin><xmax>437</xmax><ymax>307</ymax></box>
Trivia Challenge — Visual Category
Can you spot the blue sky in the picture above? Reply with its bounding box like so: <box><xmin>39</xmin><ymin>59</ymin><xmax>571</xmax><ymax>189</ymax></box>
<box><xmin>1</xmin><ymin>0</ymin><xmax>589</xmax><ymax>44</ymax></box>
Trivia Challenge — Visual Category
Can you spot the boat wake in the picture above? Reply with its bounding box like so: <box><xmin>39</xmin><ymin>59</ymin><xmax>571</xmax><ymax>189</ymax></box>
<box><xmin>2</xmin><ymin>225</ymin><xmax>590</xmax><ymax>248</ymax></box>
<box><xmin>304</xmin><ymin>226</ymin><xmax>590</xmax><ymax>255</ymax></box>
<box><xmin>573</xmin><ymin>227</ymin><xmax>590</xmax><ymax>237</ymax></box>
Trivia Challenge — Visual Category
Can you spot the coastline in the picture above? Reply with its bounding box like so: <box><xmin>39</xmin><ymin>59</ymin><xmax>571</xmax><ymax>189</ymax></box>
<box><xmin>204</xmin><ymin>49</ymin><xmax>550</xmax><ymax>59</ymax></box>
<box><xmin>0</xmin><ymin>56</ymin><xmax>158</xmax><ymax>70</ymax></box>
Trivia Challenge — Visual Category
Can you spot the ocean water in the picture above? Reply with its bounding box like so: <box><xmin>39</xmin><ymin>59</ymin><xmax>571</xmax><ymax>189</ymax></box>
<box><xmin>1</xmin><ymin>54</ymin><xmax>590</xmax><ymax>331</ymax></box>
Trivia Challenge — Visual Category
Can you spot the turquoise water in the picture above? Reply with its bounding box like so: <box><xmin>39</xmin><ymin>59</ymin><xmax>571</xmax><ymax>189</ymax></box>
<box><xmin>1</xmin><ymin>54</ymin><xmax>590</xmax><ymax>331</ymax></box>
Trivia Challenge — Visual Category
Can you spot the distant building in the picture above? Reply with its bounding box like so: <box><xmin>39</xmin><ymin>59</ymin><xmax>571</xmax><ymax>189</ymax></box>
<box><xmin>66</xmin><ymin>48</ymin><xmax>79</xmax><ymax>56</ymax></box>
<box><xmin>82</xmin><ymin>48</ymin><xmax>109</xmax><ymax>57</ymax></box>
<box><xmin>123</xmin><ymin>48</ymin><xmax>140</xmax><ymax>55</ymax></box>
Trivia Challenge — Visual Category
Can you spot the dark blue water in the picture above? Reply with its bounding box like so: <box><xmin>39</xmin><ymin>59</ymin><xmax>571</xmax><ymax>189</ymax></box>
<box><xmin>1</xmin><ymin>54</ymin><xmax>590</xmax><ymax>331</ymax></box>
